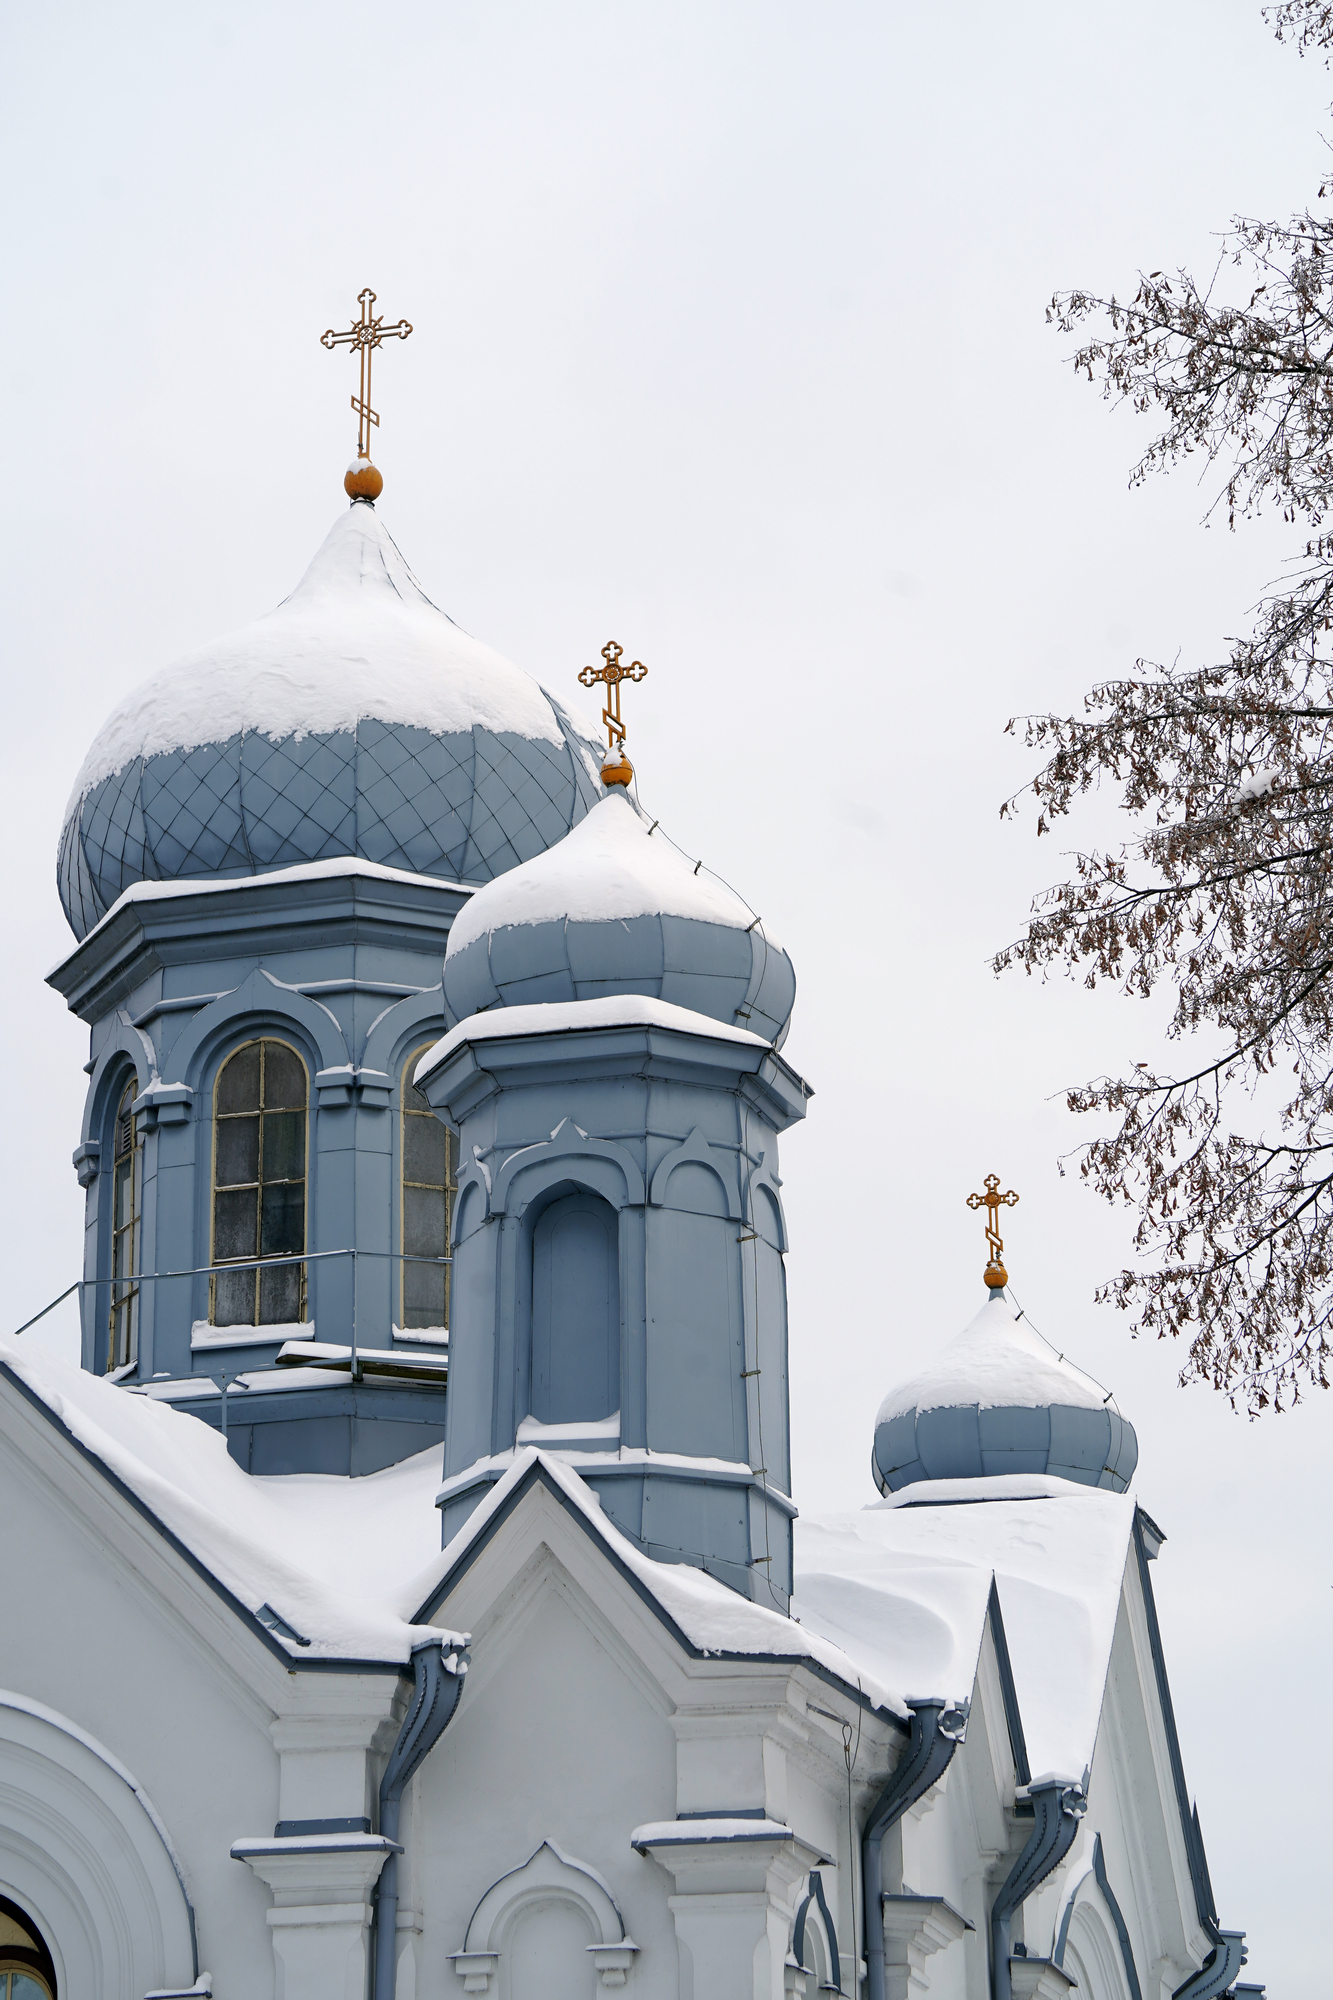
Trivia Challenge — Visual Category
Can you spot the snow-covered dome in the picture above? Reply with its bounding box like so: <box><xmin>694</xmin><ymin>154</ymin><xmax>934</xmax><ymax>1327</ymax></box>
<box><xmin>871</xmin><ymin>1295</ymin><xmax>1138</xmax><ymax>1496</ymax></box>
<box><xmin>57</xmin><ymin>502</ymin><xmax>604</xmax><ymax>939</ymax></box>
<box><xmin>443</xmin><ymin>790</ymin><xmax>797</xmax><ymax>1045</ymax></box>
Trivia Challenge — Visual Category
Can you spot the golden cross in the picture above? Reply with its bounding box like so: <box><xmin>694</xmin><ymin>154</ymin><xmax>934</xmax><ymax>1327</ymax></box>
<box><xmin>320</xmin><ymin>287</ymin><xmax>413</xmax><ymax>460</ymax></box>
<box><xmin>579</xmin><ymin>641</ymin><xmax>648</xmax><ymax>750</ymax></box>
<box><xmin>966</xmin><ymin>1174</ymin><xmax>1019</xmax><ymax>1289</ymax></box>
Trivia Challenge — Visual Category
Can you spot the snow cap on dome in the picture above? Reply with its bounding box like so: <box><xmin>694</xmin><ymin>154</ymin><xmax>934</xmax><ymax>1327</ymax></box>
<box><xmin>443</xmin><ymin>790</ymin><xmax>797</xmax><ymax>1045</ymax></box>
<box><xmin>872</xmin><ymin>1295</ymin><xmax>1138</xmax><ymax>1497</ymax></box>
<box><xmin>57</xmin><ymin>503</ymin><xmax>604</xmax><ymax>939</ymax></box>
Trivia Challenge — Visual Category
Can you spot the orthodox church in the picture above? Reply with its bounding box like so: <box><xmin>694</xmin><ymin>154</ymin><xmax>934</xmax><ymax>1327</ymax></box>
<box><xmin>0</xmin><ymin>408</ymin><xmax>1265</xmax><ymax>1999</ymax></box>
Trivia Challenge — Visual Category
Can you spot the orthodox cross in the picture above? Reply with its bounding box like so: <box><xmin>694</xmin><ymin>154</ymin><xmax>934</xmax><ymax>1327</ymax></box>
<box><xmin>320</xmin><ymin>287</ymin><xmax>413</xmax><ymax>460</ymax></box>
<box><xmin>579</xmin><ymin>641</ymin><xmax>648</xmax><ymax>751</ymax></box>
<box><xmin>966</xmin><ymin>1174</ymin><xmax>1019</xmax><ymax>1289</ymax></box>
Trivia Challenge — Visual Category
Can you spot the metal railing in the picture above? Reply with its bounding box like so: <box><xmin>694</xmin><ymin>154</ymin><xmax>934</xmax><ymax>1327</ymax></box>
<box><xmin>9</xmin><ymin>1247</ymin><xmax>452</xmax><ymax>1385</ymax></box>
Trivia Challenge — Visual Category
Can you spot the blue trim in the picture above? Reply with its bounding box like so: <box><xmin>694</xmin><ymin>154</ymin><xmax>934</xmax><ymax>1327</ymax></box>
<box><xmin>991</xmin><ymin>1781</ymin><xmax>1086</xmax><ymax>2000</ymax></box>
<box><xmin>794</xmin><ymin>1868</ymin><xmax>842</xmax><ymax>1993</ymax></box>
<box><xmin>1053</xmin><ymin>1836</ymin><xmax>1142</xmax><ymax>2000</ymax></box>
<box><xmin>863</xmin><ymin>1701</ymin><xmax>965</xmax><ymax>2000</ymax></box>
<box><xmin>372</xmin><ymin>1635</ymin><xmax>470</xmax><ymax>2000</ymax></box>
<box><xmin>415</xmin><ymin>1456</ymin><xmax>908</xmax><ymax>1730</ymax></box>
<box><xmin>987</xmin><ymin>1579</ymin><xmax>1030</xmax><ymax>1787</ymax></box>
<box><xmin>1171</xmin><ymin>1934</ymin><xmax>1247</xmax><ymax>2000</ymax></box>
<box><xmin>1093</xmin><ymin>1835</ymin><xmax>1143</xmax><ymax>2000</ymax></box>
<box><xmin>1131</xmin><ymin>1510</ymin><xmax>1218</xmax><ymax>1935</ymax></box>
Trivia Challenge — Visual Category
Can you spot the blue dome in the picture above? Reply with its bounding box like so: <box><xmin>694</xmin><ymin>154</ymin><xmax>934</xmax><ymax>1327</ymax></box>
<box><xmin>872</xmin><ymin>1296</ymin><xmax>1138</xmax><ymax>1496</ymax></box>
<box><xmin>58</xmin><ymin>504</ymin><xmax>604</xmax><ymax>939</ymax></box>
<box><xmin>443</xmin><ymin>791</ymin><xmax>797</xmax><ymax>1045</ymax></box>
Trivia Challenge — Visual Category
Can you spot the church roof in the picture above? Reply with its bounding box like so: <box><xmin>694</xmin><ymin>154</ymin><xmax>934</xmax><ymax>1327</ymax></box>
<box><xmin>794</xmin><ymin>1480</ymin><xmax>1138</xmax><ymax>1784</ymax></box>
<box><xmin>872</xmin><ymin>1296</ymin><xmax>1139</xmax><ymax>1496</ymax></box>
<box><xmin>57</xmin><ymin>502</ymin><xmax>604</xmax><ymax>939</ymax></box>
<box><xmin>442</xmin><ymin>791</ymin><xmax>798</xmax><ymax>1045</ymax></box>
<box><xmin>0</xmin><ymin>1332</ymin><xmax>1138</xmax><ymax>1782</ymax></box>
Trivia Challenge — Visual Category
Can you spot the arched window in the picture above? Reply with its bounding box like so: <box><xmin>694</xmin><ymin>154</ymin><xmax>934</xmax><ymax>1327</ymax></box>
<box><xmin>212</xmin><ymin>1039</ymin><xmax>308</xmax><ymax>1327</ymax></box>
<box><xmin>401</xmin><ymin>1044</ymin><xmax>456</xmax><ymax>1330</ymax></box>
<box><xmin>108</xmin><ymin>1080</ymin><xmax>139</xmax><ymax>1372</ymax></box>
<box><xmin>530</xmin><ymin>1192</ymin><xmax>620</xmax><ymax>1423</ymax></box>
<box><xmin>0</xmin><ymin>1896</ymin><xmax>56</xmax><ymax>1998</ymax></box>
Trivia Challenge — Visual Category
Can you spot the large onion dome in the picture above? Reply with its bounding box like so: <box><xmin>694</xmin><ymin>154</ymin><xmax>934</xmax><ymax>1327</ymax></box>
<box><xmin>57</xmin><ymin>502</ymin><xmax>604</xmax><ymax>939</ymax></box>
<box><xmin>872</xmin><ymin>1294</ymin><xmax>1138</xmax><ymax>1495</ymax></box>
<box><xmin>443</xmin><ymin>789</ymin><xmax>797</xmax><ymax>1045</ymax></box>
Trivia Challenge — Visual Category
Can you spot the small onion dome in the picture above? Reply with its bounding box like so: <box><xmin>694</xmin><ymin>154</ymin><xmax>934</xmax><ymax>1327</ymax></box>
<box><xmin>345</xmin><ymin>459</ymin><xmax>384</xmax><ymax>500</ymax></box>
<box><xmin>872</xmin><ymin>1295</ymin><xmax>1138</xmax><ymax>1496</ymax></box>
<box><xmin>444</xmin><ymin>789</ymin><xmax>797</xmax><ymax>1045</ymax></box>
<box><xmin>58</xmin><ymin>504</ymin><xmax>604</xmax><ymax>939</ymax></box>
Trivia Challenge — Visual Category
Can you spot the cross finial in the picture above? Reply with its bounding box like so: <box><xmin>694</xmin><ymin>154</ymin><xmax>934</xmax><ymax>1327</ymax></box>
<box><xmin>579</xmin><ymin>641</ymin><xmax>648</xmax><ymax>788</ymax></box>
<box><xmin>320</xmin><ymin>286</ymin><xmax>413</xmax><ymax>500</ymax></box>
<box><xmin>966</xmin><ymin>1174</ymin><xmax>1019</xmax><ymax>1292</ymax></box>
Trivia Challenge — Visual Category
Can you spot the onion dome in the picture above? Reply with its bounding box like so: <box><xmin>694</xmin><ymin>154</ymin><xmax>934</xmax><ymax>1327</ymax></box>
<box><xmin>872</xmin><ymin>1295</ymin><xmax>1138</xmax><ymax>1496</ymax></box>
<box><xmin>57</xmin><ymin>503</ymin><xmax>604</xmax><ymax>939</ymax></box>
<box><xmin>443</xmin><ymin>790</ymin><xmax>797</xmax><ymax>1046</ymax></box>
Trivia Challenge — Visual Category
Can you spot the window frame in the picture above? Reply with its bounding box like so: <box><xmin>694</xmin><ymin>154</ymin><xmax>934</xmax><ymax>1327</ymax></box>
<box><xmin>399</xmin><ymin>1041</ymin><xmax>456</xmax><ymax>1332</ymax></box>
<box><xmin>107</xmin><ymin>1078</ymin><xmax>140</xmax><ymax>1373</ymax></box>
<box><xmin>208</xmin><ymin>1036</ymin><xmax>310</xmax><ymax>1328</ymax></box>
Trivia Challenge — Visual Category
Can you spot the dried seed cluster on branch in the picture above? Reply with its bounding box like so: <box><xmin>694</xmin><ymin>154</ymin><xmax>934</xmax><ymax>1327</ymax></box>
<box><xmin>999</xmin><ymin>0</ymin><xmax>1333</xmax><ymax>1411</ymax></box>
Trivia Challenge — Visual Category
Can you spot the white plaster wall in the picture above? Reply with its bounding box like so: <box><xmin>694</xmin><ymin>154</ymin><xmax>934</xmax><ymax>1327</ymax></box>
<box><xmin>0</xmin><ymin>1416</ymin><xmax>281</xmax><ymax>1996</ymax></box>
<box><xmin>410</xmin><ymin>1551</ymin><xmax>682</xmax><ymax>1996</ymax></box>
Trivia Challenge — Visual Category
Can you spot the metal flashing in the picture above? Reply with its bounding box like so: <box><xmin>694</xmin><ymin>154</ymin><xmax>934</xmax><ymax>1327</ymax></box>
<box><xmin>414</xmin><ymin>1455</ymin><xmax>909</xmax><ymax>1729</ymax></box>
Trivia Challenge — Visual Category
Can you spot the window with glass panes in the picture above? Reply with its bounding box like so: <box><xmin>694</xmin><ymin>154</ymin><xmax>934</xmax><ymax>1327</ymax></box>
<box><xmin>108</xmin><ymin>1080</ymin><xmax>139</xmax><ymax>1371</ymax></box>
<box><xmin>211</xmin><ymin>1039</ymin><xmax>308</xmax><ymax>1326</ymax></box>
<box><xmin>401</xmin><ymin>1043</ymin><xmax>456</xmax><ymax>1329</ymax></box>
<box><xmin>0</xmin><ymin>1897</ymin><xmax>56</xmax><ymax>1998</ymax></box>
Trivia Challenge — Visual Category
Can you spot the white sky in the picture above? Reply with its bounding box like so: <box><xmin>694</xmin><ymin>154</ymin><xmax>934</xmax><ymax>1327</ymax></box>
<box><xmin>2</xmin><ymin>3</ymin><xmax>1328</xmax><ymax>1990</ymax></box>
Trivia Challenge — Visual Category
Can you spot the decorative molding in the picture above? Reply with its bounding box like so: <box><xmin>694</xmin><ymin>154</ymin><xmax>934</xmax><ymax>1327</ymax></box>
<box><xmin>72</xmin><ymin>1139</ymin><xmax>100</xmax><ymax>1187</ymax></box>
<box><xmin>453</xmin><ymin>1839</ymin><xmax>638</xmax><ymax>1992</ymax></box>
<box><xmin>79</xmin><ymin>1009</ymin><xmax>160</xmax><ymax>1146</ymax></box>
<box><xmin>163</xmin><ymin>967</ymin><xmax>350</xmax><ymax>1094</ymax></box>
<box><xmin>132</xmin><ymin>1081</ymin><xmax>194</xmax><ymax>1132</ymax></box>
<box><xmin>491</xmin><ymin>1118</ymin><xmax>645</xmax><ymax>1216</ymax></box>
<box><xmin>0</xmin><ymin>1691</ymin><xmax>198</xmax><ymax>1998</ymax></box>
<box><xmin>880</xmin><ymin>1894</ymin><xmax>971</xmax><ymax>1999</ymax></box>
<box><xmin>1008</xmin><ymin>1959</ymin><xmax>1078</xmax><ymax>2000</ymax></box>
<box><xmin>649</xmin><ymin>1125</ymin><xmax>740</xmax><ymax>1217</ymax></box>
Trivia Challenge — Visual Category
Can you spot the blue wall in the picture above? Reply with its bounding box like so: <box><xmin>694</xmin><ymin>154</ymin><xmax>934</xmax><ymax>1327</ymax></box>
<box><xmin>48</xmin><ymin>865</ymin><xmax>465</xmax><ymax>1470</ymax></box>
<box><xmin>418</xmin><ymin>1011</ymin><xmax>810</xmax><ymax>1606</ymax></box>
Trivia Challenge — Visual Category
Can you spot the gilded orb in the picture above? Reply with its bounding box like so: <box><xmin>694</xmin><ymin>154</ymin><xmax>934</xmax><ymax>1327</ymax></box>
<box><xmin>345</xmin><ymin>459</ymin><xmax>384</xmax><ymax>501</ymax></box>
<box><xmin>600</xmin><ymin>749</ymin><xmax>634</xmax><ymax>788</ymax></box>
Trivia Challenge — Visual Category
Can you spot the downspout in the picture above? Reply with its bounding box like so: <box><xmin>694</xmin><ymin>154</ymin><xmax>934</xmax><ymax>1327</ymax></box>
<box><xmin>991</xmin><ymin>1779</ymin><xmax>1087</xmax><ymax>2000</ymax></box>
<box><xmin>372</xmin><ymin>1632</ymin><xmax>470</xmax><ymax>2000</ymax></box>
<box><xmin>863</xmin><ymin>1698</ymin><xmax>969</xmax><ymax>2000</ymax></box>
<box><xmin>1170</xmin><ymin>1931</ymin><xmax>1247</xmax><ymax>2000</ymax></box>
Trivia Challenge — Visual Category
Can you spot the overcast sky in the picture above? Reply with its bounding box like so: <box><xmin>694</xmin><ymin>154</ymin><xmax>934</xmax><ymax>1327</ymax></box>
<box><xmin>2</xmin><ymin>4</ymin><xmax>1328</xmax><ymax>1990</ymax></box>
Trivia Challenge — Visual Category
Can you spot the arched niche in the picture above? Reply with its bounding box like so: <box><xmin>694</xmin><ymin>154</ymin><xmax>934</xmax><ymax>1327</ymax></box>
<box><xmin>530</xmin><ymin>1191</ymin><xmax>620</xmax><ymax>1425</ymax></box>
<box><xmin>451</xmin><ymin>1841</ymin><xmax>637</xmax><ymax>1995</ymax></box>
<box><xmin>0</xmin><ymin>1694</ymin><xmax>197</xmax><ymax>2000</ymax></box>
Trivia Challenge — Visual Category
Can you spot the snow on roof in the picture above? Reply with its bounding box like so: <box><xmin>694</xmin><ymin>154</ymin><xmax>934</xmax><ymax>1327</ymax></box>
<box><xmin>0</xmin><ymin>1336</ymin><xmax>1134</xmax><ymax>1763</ymax></box>
<box><xmin>0</xmin><ymin>1341</ymin><xmax>453</xmax><ymax>1664</ymax></box>
<box><xmin>794</xmin><ymin>1484</ymin><xmax>1138</xmax><ymax>1781</ymax></box>
<box><xmin>875</xmin><ymin>1296</ymin><xmax>1112</xmax><ymax>1424</ymax></box>
<box><xmin>50</xmin><ymin>853</ymin><xmax>470</xmax><ymax>966</ymax></box>
<box><xmin>407</xmin><ymin>1448</ymin><xmax>912</xmax><ymax>1720</ymax></box>
<box><xmin>416</xmin><ymin>992</ymin><xmax>768</xmax><ymax>1080</ymax></box>
<box><xmin>67</xmin><ymin>504</ymin><xmax>568</xmax><ymax>811</ymax></box>
<box><xmin>445</xmin><ymin>793</ymin><xmax>765</xmax><ymax>955</ymax></box>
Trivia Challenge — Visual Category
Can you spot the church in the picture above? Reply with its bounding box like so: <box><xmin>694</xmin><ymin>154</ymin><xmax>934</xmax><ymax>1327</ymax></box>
<box><xmin>0</xmin><ymin>310</ymin><xmax>1265</xmax><ymax>2000</ymax></box>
